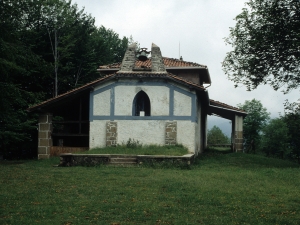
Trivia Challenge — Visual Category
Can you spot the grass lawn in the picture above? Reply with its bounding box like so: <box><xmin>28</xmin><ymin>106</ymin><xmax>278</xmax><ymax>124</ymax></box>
<box><xmin>0</xmin><ymin>153</ymin><xmax>299</xmax><ymax>224</ymax></box>
<box><xmin>78</xmin><ymin>144</ymin><xmax>189</xmax><ymax>156</ymax></box>
<box><xmin>212</xmin><ymin>147</ymin><xmax>231</xmax><ymax>151</ymax></box>
<box><xmin>206</xmin><ymin>147</ymin><xmax>232</xmax><ymax>153</ymax></box>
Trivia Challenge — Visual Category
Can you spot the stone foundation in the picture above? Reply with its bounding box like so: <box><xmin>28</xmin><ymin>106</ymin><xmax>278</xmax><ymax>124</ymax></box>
<box><xmin>137</xmin><ymin>154</ymin><xmax>194</xmax><ymax>166</ymax></box>
<box><xmin>58</xmin><ymin>153</ymin><xmax>195</xmax><ymax>167</ymax></box>
<box><xmin>165</xmin><ymin>122</ymin><xmax>177</xmax><ymax>145</ymax></box>
<box><xmin>59</xmin><ymin>154</ymin><xmax>110</xmax><ymax>167</ymax></box>
<box><xmin>106</xmin><ymin>121</ymin><xmax>117</xmax><ymax>146</ymax></box>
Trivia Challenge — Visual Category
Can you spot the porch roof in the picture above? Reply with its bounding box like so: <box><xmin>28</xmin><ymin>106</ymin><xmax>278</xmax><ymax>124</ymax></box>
<box><xmin>208</xmin><ymin>99</ymin><xmax>247</xmax><ymax>120</ymax></box>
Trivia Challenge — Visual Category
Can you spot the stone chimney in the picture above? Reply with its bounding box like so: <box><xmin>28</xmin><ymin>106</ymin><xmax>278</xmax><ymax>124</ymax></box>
<box><xmin>151</xmin><ymin>43</ymin><xmax>166</xmax><ymax>73</ymax></box>
<box><xmin>119</xmin><ymin>43</ymin><xmax>137</xmax><ymax>72</ymax></box>
<box><xmin>118</xmin><ymin>42</ymin><xmax>167</xmax><ymax>74</ymax></box>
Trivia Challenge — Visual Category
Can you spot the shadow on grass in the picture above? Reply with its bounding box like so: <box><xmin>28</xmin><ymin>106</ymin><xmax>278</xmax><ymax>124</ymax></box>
<box><xmin>139</xmin><ymin>159</ymin><xmax>192</xmax><ymax>170</ymax></box>
<box><xmin>0</xmin><ymin>160</ymin><xmax>26</xmax><ymax>165</ymax></box>
<box><xmin>194</xmin><ymin>151</ymin><xmax>300</xmax><ymax>169</ymax></box>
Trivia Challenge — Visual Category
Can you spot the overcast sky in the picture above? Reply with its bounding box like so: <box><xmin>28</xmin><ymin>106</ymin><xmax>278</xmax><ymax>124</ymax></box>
<box><xmin>74</xmin><ymin>0</ymin><xmax>299</xmax><ymax>133</ymax></box>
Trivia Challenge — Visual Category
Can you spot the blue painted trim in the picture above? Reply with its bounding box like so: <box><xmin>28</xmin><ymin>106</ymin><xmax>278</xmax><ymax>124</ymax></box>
<box><xmin>169</xmin><ymin>86</ymin><xmax>174</xmax><ymax>118</ymax></box>
<box><xmin>93</xmin><ymin>83</ymin><xmax>114</xmax><ymax>95</ymax></box>
<box><xmin>110</xmin><ymin>86</ymin><xmax>115</xmax><ymax>119</ymax></box>
<box><xmin>92</xmin><ymin>115</ymin><xmax>195</xmax><ymax>121</ymax></box>
<box><xmin>173</xmin><ymin>85</ymin><xmax>195</xmax><ymax>98</ymax></box>
<box><xmin>132</xmin><ymin>94</ymin><xmax>136</xmax><ymax>116</ymax></box>
<box><xmin>89</xmin><ymin>91</ymin><xmax>94</xmax><ymax>122</ymax></box>
<box><xmin>114</xmin><ymin>81</ymin><xmax>169</xmax><ymax>87</ymax></box>
<box><xmin>90</xmin><ymin>80</ymin><xmax>198</xmax><ymax>122</ymax></box>
<box><xmin>192</xmin><ymin>95</ymin><xmax>197</xmax><ymax>122</ymax></box>
<box><xmin>172</xmin><ymin>85</ymin><xmax>196</xmax><ymax>119</ymax></box>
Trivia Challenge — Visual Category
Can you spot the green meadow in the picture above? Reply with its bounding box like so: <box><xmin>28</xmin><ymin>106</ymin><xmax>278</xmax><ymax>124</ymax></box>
<box><xmin>1</xmin><ymin>153</ymin><xmax>299</xmax><ymax>225</ymax></box>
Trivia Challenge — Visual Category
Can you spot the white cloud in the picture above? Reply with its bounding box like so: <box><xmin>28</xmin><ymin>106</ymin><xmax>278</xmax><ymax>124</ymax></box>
<box><xmin>74</xmin><ymin>0</ymin><xmax>299</xmax><ymax>125</ymax></box>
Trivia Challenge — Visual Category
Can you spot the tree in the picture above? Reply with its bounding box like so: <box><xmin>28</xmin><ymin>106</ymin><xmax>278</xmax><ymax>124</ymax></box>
<box><xmin>0</xmin><ymin>0</ymin><xmax>130</xmax><ymax>158</ymax></box>
<box><xmin>0</xmin><ymin>0</ymin><xmax>43</xmax><ymax>158</ymax></box>
<box><xmin>26</xmin><ymin>0</ymin><xmax>97</xmax><ymax>96</ymax></box>
<box><xmin>282</xmin><ymin>100</ymin><xmax>300</xmax><ymax>163</ymax></box>
<box><xmin>237</xmin><ymin>99</ymin><xmax>270</xmax><ymax>152</ymax></box>
<box><xmin>261</xmin><ymin>118</ymin><xmax>289</xmax><ymax>158</ymax></box>
<box><xmin>207</xmin><ymin>126</ymin><xmax>230</xmax><ymax>145</ymax></box>
<box><xmin>223</xmin><ymin>0</ymin><xmax>300</xmax><ymax>93</ymax></box>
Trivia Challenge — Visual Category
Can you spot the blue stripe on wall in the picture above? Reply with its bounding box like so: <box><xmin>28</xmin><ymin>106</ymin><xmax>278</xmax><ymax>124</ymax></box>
<box><xmin>89</xmin><ymin>90</ymin><xmax>94</xmax><ymax>122</ymax></box>
<box><xmin>169</xmin><ymin>86</ymin><xmax>174</xmax><ymax>118</ymax></box>
<box><xmin>110</xmin><ymin>86</ymin><xmax>115</xmax><ymax>119</ymax></box>
<box><xmin>92</xmin><ymin>115</ymin><xmax>195</xmax><ymax>122</ymax></box>
<box><xmin>89</xmin><ymin>81</ymin><xmax>198</xmax><ymax>122</ymax></box>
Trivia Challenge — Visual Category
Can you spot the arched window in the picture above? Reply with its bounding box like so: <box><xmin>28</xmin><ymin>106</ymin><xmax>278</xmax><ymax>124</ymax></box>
<box><xmin>133</xmin><ymin>91</ymin><xmax>151</xmax><ymax>116</ymax></box>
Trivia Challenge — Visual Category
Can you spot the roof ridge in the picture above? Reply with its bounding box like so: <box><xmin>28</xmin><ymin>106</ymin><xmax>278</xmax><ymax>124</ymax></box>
<box><xmin>162</xmin><ymin>57</ymin><xmax>206</xmax><ymax>67</ymax></box>
<box><xmin>98</xmin><ymin>57</ymin><xmax>207</xmax><ymax>69</ymax></box>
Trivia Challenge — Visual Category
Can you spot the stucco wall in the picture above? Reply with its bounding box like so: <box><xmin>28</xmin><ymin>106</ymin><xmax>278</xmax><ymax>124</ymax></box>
<box><xmin>114</xmin><ymin>85</ymin><xmax>169</xmax><ymax>116</ymax></box>
<box><xmin>174</xmin><ymin>90</ymin><xmax>191</xmax><ymax>116</ymax></box>
<box><xmin>90</xmin><ymin>120</ymin><xmax>197</xmax><ymax>153</ymax></box>
<box><xmin>93</xmin><ymin>89</ymin><xmax>110</xmax><ymax>116</ymax></box>
<box><xmin>89</xmin><ymin>80</ymin><xmax>202</xmax><ymax>153</ymax></box>
<box><xmin>176</xmin><ymin>121</ymin><xmax>196</xmax><ymax>152</ymax></box>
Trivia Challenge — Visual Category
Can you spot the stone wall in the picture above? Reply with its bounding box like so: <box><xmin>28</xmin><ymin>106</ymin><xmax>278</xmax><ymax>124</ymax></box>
<box><xmin>38</xmin><ymin>113</ymin><xmax>52</xmax><ymax>159</ymax></box>
<box><xmin>58</xmin><ymin>153</ymin><xmax>195</xmax><ymax>167</ymax></box>
<box><xmin>106</xmin><ymin>121</ymin><xmax>117</xmax><ymax>146</ymax></box>
<box><xmin>59</xmin><ymin>154</ymin><xmax>109</xmax><ymax>167</ymax></box>
<box><xmin>165</xmin><ymin>122</ymin><xmax>177</xmax><ymax>145</ymax></box>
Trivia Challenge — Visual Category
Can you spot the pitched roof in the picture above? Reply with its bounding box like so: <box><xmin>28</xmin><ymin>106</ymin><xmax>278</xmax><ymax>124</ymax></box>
<box><xmin>28</xmin><ymin>73</ymin><xmax>206</xmax><ymax>112</ymax></box>
<box><xmin>98</xmin><ymin>57</ymin><xmax>207</xmax><ymax>69</ymax></box>
<box><xmin>28</xmin><ymin>74</ymin><xmax>115</xmax><ymax>112</ymax></box>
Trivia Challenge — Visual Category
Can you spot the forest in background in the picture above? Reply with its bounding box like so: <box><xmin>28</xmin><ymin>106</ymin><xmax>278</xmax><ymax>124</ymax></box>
<box><xmin>0</xmin><ymin>0</ymin><xmax>130</xmax><ymax>158</ymax></box>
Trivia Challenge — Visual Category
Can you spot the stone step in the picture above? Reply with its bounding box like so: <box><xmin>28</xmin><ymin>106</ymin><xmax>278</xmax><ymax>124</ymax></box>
<box><xmin>109</xmin><ymin>162</ymin><xmax>137</xmax><ymax>165</ymax></box>
<box><xmin>109</xmin><ymin>156</ymin><xmax>137</xmax><ymax>166</ymax></box>
<box><xmin>109</xmin><ymin>157</ymin><xmax>137</xmax><ymax>164</ymax></box>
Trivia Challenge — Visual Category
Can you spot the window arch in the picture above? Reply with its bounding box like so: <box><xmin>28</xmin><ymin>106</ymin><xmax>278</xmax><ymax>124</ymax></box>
<box><xmin>133</xmin><ymin>91</ymin><xmax>151</xmax><ymax>116</ymax></box>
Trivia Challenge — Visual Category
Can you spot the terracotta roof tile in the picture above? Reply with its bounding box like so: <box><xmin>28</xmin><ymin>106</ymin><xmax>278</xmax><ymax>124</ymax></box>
<box><xmin>209</xmin><ymin>99</ymin><xmax>247</xmax><ymax>114</ymax></box>
<box><xmin>98</xmin><ymin>57</ymin><xmax>207</xmax><ymax>69</ymax></box>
